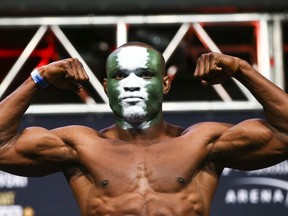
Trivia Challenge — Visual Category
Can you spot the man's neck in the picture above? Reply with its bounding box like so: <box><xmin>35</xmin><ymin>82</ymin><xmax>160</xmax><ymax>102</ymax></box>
<box><xmin>117</xmin><ymin>123</ymin><xmax>169</xmax><ymax>144</ymax></box>
<box><xmin>115</xmin><ymin>111</ymin><xmax>163</xmax><ymax>130</ymax></box>
<box><xmin>114</xmin><ymin>115</ymin><xmax>169</xmax><ymax>144</ymax></box>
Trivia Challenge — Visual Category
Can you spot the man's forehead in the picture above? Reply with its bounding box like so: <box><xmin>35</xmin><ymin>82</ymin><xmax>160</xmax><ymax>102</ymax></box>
<box><xmin>112</xmin><ymin>46</ymin><xmax>157</xmax><ymax>70</ymax></box>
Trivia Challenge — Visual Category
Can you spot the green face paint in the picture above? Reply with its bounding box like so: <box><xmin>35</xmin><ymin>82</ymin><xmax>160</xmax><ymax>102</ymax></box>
<box><xmin>105</xmin><ymin>45</ymin><xmax>165</xmax><ymax>129</ymax></box>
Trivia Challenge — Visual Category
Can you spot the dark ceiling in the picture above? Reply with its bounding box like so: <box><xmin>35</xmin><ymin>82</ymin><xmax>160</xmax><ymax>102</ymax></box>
<box><xmin>0</xmin><ymin>0</ymin><xmax>288</xmax><ymax>16</ymax></box>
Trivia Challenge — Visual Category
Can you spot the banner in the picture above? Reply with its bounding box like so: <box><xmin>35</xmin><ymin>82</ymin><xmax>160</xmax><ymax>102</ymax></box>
<box><xmin>1</xmin><ymin>112</ymin><xmax>286</xmax><ymax>215</ymax></box>
<box><xmin>211</xmin><ymin>161</ymin><xmax>288</xmax><ymax>215</ymax></box>
<box><xmin>0</xmin><ymin>173</ymin><xmax>79</xmax><ymax>216</ymax></box>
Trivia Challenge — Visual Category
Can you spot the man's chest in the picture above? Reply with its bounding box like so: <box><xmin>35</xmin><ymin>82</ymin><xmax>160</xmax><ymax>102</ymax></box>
<box><xmin>75</xmin><ymin>139</ymin><xmax>211</xmax><ymax>194</ymax></box>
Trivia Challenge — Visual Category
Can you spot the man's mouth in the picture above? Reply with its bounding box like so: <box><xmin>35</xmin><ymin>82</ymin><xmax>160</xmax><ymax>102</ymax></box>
<box><xmin>122</xmin><ymin>96</ymin><xmax>144</xmax><ymax>103</ymax></box>
<box><xmin>123</xmin><ymin>96</ymin><xmax>143</xmax><ymax>99</ymax></box>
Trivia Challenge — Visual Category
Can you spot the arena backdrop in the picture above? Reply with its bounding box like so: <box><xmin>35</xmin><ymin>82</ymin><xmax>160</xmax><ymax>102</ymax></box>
<box><xmin>0</xmin><ymin>111</ymin><xmax>287</xmax><ymax>216</ymax></box>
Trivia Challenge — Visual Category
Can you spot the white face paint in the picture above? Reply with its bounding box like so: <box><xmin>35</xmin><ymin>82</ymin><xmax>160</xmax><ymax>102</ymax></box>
<box><xmin>117</xmin><ymin>73</ymin><xmax>151</xmax><ymax>129</ymax></box>
<box><xmin>116</xmin><ymin>46</ymin><xmax>149</xmax><ymax>70</ymax></box>
<box><xmin>106</xmin><ymin>45</ymin><xmax>163</xmax><ymax>129</ymax></box>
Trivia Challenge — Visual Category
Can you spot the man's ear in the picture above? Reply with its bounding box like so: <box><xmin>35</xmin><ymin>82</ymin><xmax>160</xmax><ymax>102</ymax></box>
<box><xmin>163</xmin><ymin>76</ymin><xmax>171</xmax><ymax>94</ymax></box>
<box><xmin>103</xmin><ymin>78</ymin><xmax>108</xmax><ymax>94</ymax></box>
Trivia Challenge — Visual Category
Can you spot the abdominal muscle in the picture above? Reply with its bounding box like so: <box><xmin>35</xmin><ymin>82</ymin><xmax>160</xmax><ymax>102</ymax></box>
<box><xmin>86</xmin><ymin>185</ymin><xmax>205</xmax><ymax>216</ymax></box>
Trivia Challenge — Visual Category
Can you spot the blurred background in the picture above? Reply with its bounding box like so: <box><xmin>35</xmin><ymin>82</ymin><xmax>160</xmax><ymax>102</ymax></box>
<box><xmin>0</xmin><ymin>1</ymin><xmax>288</xmax><ymax>215</ymax></box>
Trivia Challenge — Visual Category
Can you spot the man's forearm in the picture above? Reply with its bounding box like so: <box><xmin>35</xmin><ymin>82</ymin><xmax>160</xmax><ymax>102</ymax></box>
<box><xmin>0</xmin><ymin>76</ymin><xmax>40</xmax><ymax>144</ymax></box>
<box><xmin>235</xmin><ymin>59</ymin><xmax>288</xmax><ymax>132</ymax></box>
<box><xmin>0</xmin><ymin>58</ymin><xmax>89</xmax><ymax>145</ymax></box>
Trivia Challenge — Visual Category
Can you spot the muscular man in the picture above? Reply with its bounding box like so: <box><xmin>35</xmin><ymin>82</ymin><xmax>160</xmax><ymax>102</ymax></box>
<box><xmin>0</xmin><ymin>41</ymin><xmax>287</xmax><ymax>216</ymax></box>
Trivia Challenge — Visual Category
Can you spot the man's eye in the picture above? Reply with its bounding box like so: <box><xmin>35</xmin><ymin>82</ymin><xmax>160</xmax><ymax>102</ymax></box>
<box><xmin>141</xmin><ymin>72</ymin><xmax>152</xmax><ymax>79</ymax></box>
<box><xmin>115</xmin><ymin>73</ymin><xmax>125</xmax><ymax>79</ymax></box>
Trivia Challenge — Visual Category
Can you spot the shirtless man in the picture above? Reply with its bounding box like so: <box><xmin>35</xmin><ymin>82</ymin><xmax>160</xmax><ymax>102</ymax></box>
<box><xmin>0</xmin><ymin>41</ymin><xmax>287</xmax><ymax>216</ymax></box>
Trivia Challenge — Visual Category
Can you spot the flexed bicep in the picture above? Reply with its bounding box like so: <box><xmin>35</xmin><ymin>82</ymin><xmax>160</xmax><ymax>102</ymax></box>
<box><xmin>212</xmin><ymin>119</ymin><xmax>288</xmax><ymax>170</ymax></box>
<box><xmin>0</xmin><ymin>126</ymin><xmax>76</xmax><ymax>176</ymax></box>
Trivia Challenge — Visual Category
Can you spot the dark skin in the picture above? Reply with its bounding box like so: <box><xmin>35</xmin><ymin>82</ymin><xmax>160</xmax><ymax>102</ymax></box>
<box><xmin>0</xmin><ymin>42</ymin><xmax>288</xmax><ymax>216</ymax></box>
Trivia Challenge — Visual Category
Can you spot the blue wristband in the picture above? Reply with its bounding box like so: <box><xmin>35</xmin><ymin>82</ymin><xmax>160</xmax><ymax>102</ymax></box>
<box><xmin>31</xmin><ymin>69</ymin><xmax>50</xmax><ymax>88</ymax></box>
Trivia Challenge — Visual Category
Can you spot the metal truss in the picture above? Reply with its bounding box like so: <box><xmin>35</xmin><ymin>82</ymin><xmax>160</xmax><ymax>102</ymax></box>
<box><xmin>0</xmin><ymin>13</ymin><xmax>286</xmax><ymax>114</ymax></box>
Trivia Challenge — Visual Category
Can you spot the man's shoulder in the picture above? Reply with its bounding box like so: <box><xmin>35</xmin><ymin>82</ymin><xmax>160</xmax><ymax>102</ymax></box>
<box><xmin>182</xmin><ymin>121</ymin><xmax>233</xmax><ymax>136</ymax></box>
<box><xmin>52</xmin><ymin>124</ymin><xmax>101</xmax><ymax>137</ymax></box>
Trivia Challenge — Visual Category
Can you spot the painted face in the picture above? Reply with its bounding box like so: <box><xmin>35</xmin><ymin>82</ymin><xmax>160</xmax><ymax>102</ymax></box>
<box><xmin>106</xmin><ymin>46</ymin><xmax>164</xmax><ymax>128</ymax></box>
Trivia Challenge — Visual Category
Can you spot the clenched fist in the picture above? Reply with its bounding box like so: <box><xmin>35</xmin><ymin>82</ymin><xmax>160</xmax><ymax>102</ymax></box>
<box><xmin>194</xmin><ymin>52</ymin><xmax>241</xmax><ymax>86</ymax></box>
<box><xmin>37</xmin><ymin>58</ymin><xmax>89</xmax><ymax>92</ymax></box>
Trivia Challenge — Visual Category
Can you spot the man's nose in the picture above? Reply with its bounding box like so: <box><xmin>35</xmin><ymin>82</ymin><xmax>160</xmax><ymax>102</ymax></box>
<box><xmin>124</xmin><ymin>86</ymin><xmax>140</xmax><ymax>91</ymax></box>
<box><xmin>122</xmin><ymin>73</ymin><xmax>141</xmax><ymax>91</ymax></box>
